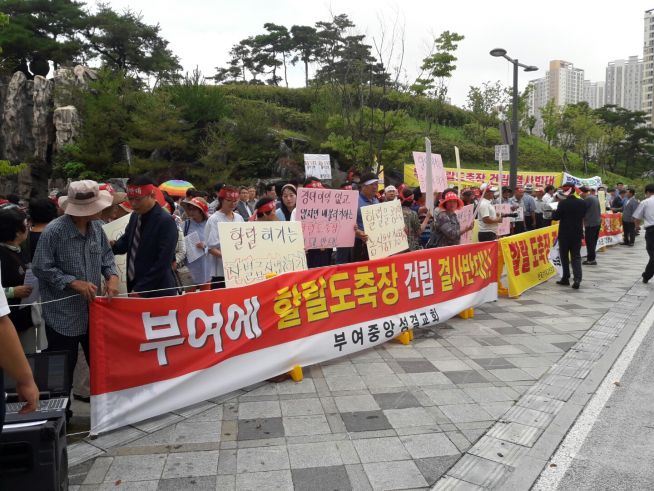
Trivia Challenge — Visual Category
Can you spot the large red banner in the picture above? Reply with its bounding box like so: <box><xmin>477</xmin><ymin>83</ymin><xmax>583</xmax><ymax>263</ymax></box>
<box><xmin>90</xmin><ymin>242</ymin><xmax>498</xmax><ymax>434</ymax></box>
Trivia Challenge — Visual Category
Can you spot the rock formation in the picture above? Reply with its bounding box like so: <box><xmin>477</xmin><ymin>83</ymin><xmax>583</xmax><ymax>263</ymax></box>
<box><xmin>0</xmin><ymin>65</ymin><xmax>96</xmax><ymax>197</ymax></box>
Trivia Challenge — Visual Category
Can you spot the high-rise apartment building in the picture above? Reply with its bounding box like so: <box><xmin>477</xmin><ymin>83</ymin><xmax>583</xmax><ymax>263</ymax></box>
<box><xmin>643</xmin><ymin>9</ymin><xmax>654</xmax><ymax>124</ymax></box>
<box><xmin>606</xmin><ymin>56</ymin><xmax>643</xmax><ymax>111</ymax></box>
<box><xmin>527</xmin><ymin>61</ymin><xmax>585</xmax><ymax>135</ymax></box>
<box><xmin>582</xmin><ymin>81</ymin><xmax>605</xmax><ymax>109</ymax></box>
<box><xmin>548</xmin><ymin>60</ymin><xmax>585</xmax><ymax>106</ymax></box>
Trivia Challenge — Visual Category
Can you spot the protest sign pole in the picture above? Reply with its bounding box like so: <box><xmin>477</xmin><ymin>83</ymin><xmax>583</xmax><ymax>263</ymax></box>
<box><xmin>498</xmin><ymin>155</ymin><xmax>503</xmax><ymax>203</ymax></box>
<box><xmin>425</xmin><ymin>138</ymin><xmax>434</xmax><ymax>213</ymax></box>
<box><xmin>454</xmin><ymin>146</ymin><xmax>461</xmax><ymax>190</ymax></box>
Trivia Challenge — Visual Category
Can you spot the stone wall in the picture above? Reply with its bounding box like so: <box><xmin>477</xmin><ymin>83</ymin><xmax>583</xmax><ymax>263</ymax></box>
<box><xmin>0</xmin><ymin>66</ymin><xmax>96</xmax><ymax>197</ymax></box>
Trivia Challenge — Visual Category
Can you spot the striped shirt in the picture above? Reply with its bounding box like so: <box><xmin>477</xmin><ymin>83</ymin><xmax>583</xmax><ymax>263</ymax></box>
<box><xmin>32</xmin><ymin>215</ymin><xmax>118</xmax><ymax>336</ymax></box>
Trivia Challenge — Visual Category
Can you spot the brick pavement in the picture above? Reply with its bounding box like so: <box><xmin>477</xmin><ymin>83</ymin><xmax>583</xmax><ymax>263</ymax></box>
<box><xmin>67</xmin><ymin>242</ymin><xmax>648</xmax><ymax>490</ymax></box>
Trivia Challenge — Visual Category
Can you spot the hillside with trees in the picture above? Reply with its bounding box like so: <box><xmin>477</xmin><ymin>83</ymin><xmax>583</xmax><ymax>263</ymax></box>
<box><xmin>0</xmin><ymin>1</ymin><xmax>652</xmax><ymax>189</ymax></box>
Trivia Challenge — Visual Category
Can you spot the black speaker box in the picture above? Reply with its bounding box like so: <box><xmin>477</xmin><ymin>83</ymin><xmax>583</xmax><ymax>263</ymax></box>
<box><xmin>0</xmin><ymin>416</ymin><xmax>68</xmax><ymax>491</ymax></box>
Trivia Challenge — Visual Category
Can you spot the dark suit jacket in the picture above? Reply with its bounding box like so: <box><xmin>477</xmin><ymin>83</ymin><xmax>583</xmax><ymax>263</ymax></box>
<box><xmin>112</xmin><ymin>204</ymin><xmax>178</xmax><ymax>297</ymax></box>
<box><xmin>236</xmin><ymin>201</ymin><xmax>252</xmax><ymax>220</ymax></box>
<box><xmin>552</xmin><ymin>196</ymin><xmax>587</xmax><ymax>240</ymax></box>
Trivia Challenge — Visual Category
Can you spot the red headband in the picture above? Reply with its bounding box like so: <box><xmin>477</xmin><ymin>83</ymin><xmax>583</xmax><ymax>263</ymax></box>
<box><xmin>127</xmin><ymin>184</ymin><xmax>156</xmax><ymax>198</ymax></box>
<box><xmin>218</xmin><ymin>188</ymin><xmax>239</xmax><ymax>201</ymax></box>
<box><xmin>399</xmin><ymin>194</ymin><xmax>414</xmax><ymax>204</ymax></box>
<box><xmin>257</xmin><ymin>201</ymin><xmax>277</xmax><ymax>215</ymax></box>
<box><xmin>304</xmin><ymin>181</ymin><xmax>323</xmax><ymax>189</ymax></box>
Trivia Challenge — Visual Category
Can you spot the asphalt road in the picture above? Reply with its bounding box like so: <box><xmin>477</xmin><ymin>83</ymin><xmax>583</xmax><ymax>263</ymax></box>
<box><xmin>540</xmin><ymin>305</ymin><xmax>654</xmax><ymax>490</ymax></box>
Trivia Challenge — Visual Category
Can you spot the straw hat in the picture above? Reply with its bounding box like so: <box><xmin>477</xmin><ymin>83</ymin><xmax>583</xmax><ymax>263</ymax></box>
<box><xmin>59</xmin><ymin>180</ymin><xmax>113</xmax><ymax>217</ymax></box>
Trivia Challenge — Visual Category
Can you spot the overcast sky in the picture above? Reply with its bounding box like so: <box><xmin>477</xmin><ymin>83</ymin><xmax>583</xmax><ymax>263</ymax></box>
<box><xmin>107</xmin><ymin>0</ymin><xmax>652</xmax><ymax>106</ymax></box>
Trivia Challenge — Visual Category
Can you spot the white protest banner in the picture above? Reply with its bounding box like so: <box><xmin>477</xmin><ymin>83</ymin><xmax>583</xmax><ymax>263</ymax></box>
<box><xmin>425</xmin><ymin>138</ymin><xmax>434</xmax><ymax>212</ymax></box>
<box><xmin>456</xmin><ymin>204</ymin><xmax>475</xmax><ymax>244</ymax></box>
<box><xmin>494</xmin><ymin>144</ymin><xmax>510</xmax><ymax>161</ymax></box>
<box><xmin>412</xmin><ymin>151</ymin><xmax>448</xmax><ymax>193</ymax></box>
<box><xmin>494</xmin><ymin>204</ymin><xmax>511</xmax><ymax>236</ymax></box>
<box><xmin>361</xmin><ymin>199</ymin><xmax>409</xmax><ymax>259</ymax></box>
<box><xmin>89</xmin><ymin>242</ymin><xmax>499</xmax><ymax>434</ymax></box>
<box><xmin>102</xmin><ymin>213</ymin><xmax>131</xmax><ymax>294</ymax></box>
<box><xmin>295</xmin><ymin>188</ymin><xmax>359</xmax><ymax>249</ymax></box>
<box><xmin>304</xmin><ymin>154</ymin><xmax>332</xmax><ymax>180</ymax></box>
<box><xmin>562</xmin><ymin>172</ymin><xmax>602</xmax><ymax>188</ymax></box>
<box><xmin>218</xmin><ymin>221</ymin><xmax>308</xmax><ymax>287</ymax></box>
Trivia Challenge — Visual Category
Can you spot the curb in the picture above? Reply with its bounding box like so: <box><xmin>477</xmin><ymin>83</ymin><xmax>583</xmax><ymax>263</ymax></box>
<box><xmin>434</xmin><ymin>279</ymin><xmax>654</xmax><ymax>490</ymax></box>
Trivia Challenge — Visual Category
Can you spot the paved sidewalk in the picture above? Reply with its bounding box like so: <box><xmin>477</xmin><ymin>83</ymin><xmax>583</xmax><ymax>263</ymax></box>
<box><xmin>67</xmin><ymin>242</ymin><xmax>649</xmax><ymax>490</ymax></box>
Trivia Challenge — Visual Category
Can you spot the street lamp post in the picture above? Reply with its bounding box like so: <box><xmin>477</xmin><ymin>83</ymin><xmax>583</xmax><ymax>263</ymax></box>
<box><xmin>489</xmin><ymin>48</ymin><xmax>538</xmax><ymax>190</ymax></box>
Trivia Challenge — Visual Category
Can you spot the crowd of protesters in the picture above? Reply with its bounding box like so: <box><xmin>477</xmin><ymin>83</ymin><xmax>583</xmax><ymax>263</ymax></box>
<box><xmin>0</xmin><ymin>173</ymin><xmax>653</xmax><ymax>425</ymax></box>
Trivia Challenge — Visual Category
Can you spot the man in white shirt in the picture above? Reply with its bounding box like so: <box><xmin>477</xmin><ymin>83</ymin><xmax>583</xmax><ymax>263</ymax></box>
<box><xmin>477</xmin><ymin>184</ymin><xmax>503</xmax><ymax>242</ymax></box>
<box><xmin>541</xmin><ymin>185</ymin><xmax>556</xmax><ymax>226</ymax></box>
<box><xmin>0</xmin><ymin>273</ymin><xmax>39</xmax><ymax>430</ymax></box>
<box><xmin>633</xmin><ymin>183</ymin><xmax>654</xmax><ymax>283</ymax></box>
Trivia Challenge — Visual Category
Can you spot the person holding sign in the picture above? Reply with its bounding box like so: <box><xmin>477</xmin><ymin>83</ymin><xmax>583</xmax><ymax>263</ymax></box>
<box><xmin>205</xmin><ymin>186</ymin><xmax>244</xmax><ymax>289</ymax></box>
<box><xmin>426</xmin><ymin>192</ymin><xmax>469</xmax><ymax>248</ymax></box>
<box><xmin>353</xmin><ymin>173</ymin><xmax>380</xmax><ymax>262</ymax></box>
<box><xmin>251</xmin><ymin>197</ymin><xmax>279</xmax><ymax>222</ymax></box>
<box><xmin>477</xmin><ymin>184</ymin><xmax>503</xmax><ymax>242</ymax></box>
<box><xmin>400</xmin><ymin>188</ymin><xmax>429</xmax><ymax>251</ymax></box>
<box><xmin>181</xmin><ymin>197</ymin><xmax>211</xmax><ymax>290</ymax></box>
<box><xmin>299</xmin><ymin>178</ymin><xmax>333</xmax><ymax>268</ymax></box>
<box><xmin>276</xmin><ymin>184</ymin><xmax>297</xmax><ymax>221</ymax></box>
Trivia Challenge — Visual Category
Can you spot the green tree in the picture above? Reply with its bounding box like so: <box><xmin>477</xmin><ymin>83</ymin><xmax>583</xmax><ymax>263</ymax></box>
<box><xmin>254</xmin><ymin>23</ymin><xmax>292</xmax><ymax>87</ymax></box>
<box><xmin>540</xmin><ymin>99</ymin><xmax>560</xmax><ymax>148</ymax></box>
<box><xmin>411</xmin><ymin>31</ymin><xmax>464</xmax><ymax>105</ymax></box>
<box><xmin>465</xmin><ymin>81</ymin><xmax>508</xmax><ymax>147</ymax></box>
<box><xmin>595</xmin><ymin>105</ymin><xmax>654</xmax><ymax>176</ymax></box>
<box><xmin>85</xmin><ymin>3</ymin><xmax>180</xmax><ymax>83</ymax></box>
<box><xmin>290</xmin><ymin>25</ymin><xmax>319</xmax><ymax>87</ymax></box>
<box><xmin>55</xmin><ymin>69</ymin><xmax>137</xmax><ymax>178</ymax></box>
<box><xmin>313</xmin><ymin>14</ymin><xmax>377</xmax><ymax>86</ymax></box>
<box><xmin>127</xmin><ymin>89</ymin><xmax>193</xmax><ymax>173</ymax></box>
<box><xmin>197</xmin><ymin>99</ymin><xmax>278</xmax><ymax>182</ymax></box>
<box><xmin>0</xmin><ymin>0</ymin><xmax>88</xmax><ymax>77</ymax></box>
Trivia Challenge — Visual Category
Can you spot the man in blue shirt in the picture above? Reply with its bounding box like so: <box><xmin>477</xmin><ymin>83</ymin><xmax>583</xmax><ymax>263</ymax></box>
<box><xmin>353</xmin><ymin>173</ymin><xmax>380</xmax><ymax>262</ymax></box>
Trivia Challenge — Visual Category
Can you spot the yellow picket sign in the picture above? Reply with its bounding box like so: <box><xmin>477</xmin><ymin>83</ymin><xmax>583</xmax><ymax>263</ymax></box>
<box><xmin>498</xmin><ymin>225</ymin><xmax>559</xmax><ymax>298</ymax></box>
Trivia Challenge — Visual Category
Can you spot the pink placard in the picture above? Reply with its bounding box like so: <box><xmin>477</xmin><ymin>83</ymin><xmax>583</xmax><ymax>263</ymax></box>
<box><xmin>295</xmin><ymin>188</ymin><xmax>359</xmax><ymax>249</ymax></box>
<box><xmin>455</xmin><ymin>204</ymin><xmax>475</xmax><ymax>244</ymax></box>
<box><xmin>494</xmin><ymin>204</ymin><xmax>511</xmax><ymax>236</ymax></box>
<box><xmin>412</xmin><ymin>152</ymin><xmax>448</xmax><ymax>193</ymax></box>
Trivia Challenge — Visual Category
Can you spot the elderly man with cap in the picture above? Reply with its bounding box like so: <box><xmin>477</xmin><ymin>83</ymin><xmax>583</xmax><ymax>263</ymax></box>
<box><xmin>112</xmin><ymin>176</ymin><xmax>179</xmax><ymax>297</ymax></box>
<box><xmin>353</xmin><ymin>173</ymin><xmax>380</xmax><ymax>262</ymax></box>
<box><xmin>477</xmin><ymin>184</ymin><xmax>503</xmax><ymax>242</ymax></box>
<box><xmin>552</xmin><ymin>185</ymin><xmax>587</xmax><ymax>289</ymax></box>
<box><xmin>33</xmin><ymin>180</ymin><xmax>119</xmax><ymax>419</ymax></box>
<box><xmin>384</xmin><ymin>185</ymin><xmax>397</xmax><ymax>201</ymax></box>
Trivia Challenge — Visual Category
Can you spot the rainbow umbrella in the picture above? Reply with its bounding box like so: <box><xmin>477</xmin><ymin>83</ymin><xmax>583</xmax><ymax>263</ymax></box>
<box><xmin>159</xmin><ymin>179</ymin><xmax>194</xmax><ymax>198</ymax></box>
